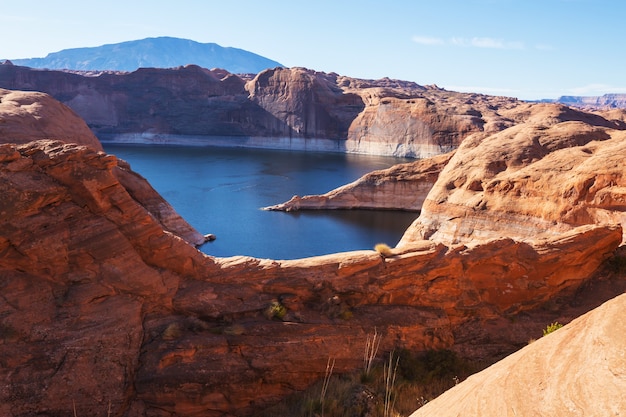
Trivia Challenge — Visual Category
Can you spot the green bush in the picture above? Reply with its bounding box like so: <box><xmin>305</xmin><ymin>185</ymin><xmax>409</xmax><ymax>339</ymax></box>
<box><xmin>265</xmin><ymin>300</ymin><xmax>287</xmax><ymax>320</ymax></box>
<box><xmin>543</xmin><ymin>322</ymin><xmax>563</xmax><ymax>336</ymax></box>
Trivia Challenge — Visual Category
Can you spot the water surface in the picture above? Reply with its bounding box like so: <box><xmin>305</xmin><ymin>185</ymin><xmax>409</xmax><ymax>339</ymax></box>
<box><xmin>103</xmin><ymin>144</ymin><xmax>419</xmax><ymax>259</ymax></box>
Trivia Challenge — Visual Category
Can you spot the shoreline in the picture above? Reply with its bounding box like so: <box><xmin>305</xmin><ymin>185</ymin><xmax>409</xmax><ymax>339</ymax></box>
<box><xmin>96</xmin><ymin>133</ymin><xmax>447</xmax><ymax>158</ymax></box>
<box><xmin>97</xmin><ymin>133</ymin><xmax>351</xmax><ymax>153</ymax></box>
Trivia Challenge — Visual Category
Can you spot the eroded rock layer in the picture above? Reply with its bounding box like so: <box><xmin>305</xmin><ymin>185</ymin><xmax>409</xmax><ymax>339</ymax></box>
<box><xmin>1</xmin><ymin>84</ymin><xmax>625</xmax><ymax>417</ymax></box>
<box><xmin>399</xmin><ymin>104</ymin><xmax>626</xmax><ymax>246</ymax></box>
<box><xmin>264</xmin><ymin>152</ymin><xmax>452</xmax><ymax>211</ymax></box>
<box><xmin>0</xmin><ymin>63</ymin><xmax>523</xmax><ymax>157</ymax></box>
<box><xmin>0</xmin><ymin>139</ymin><xmax>622</xmax><ymax>416</ymax></box>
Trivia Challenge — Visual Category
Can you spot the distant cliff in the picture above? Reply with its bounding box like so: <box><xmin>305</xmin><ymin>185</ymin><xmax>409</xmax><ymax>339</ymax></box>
<box><xmin>0</xmin><ymin>62</ymin><xmax>524</xmax><ymax>157</ymax></box>
<box><xmin>7</xmin><ymin>37</ymin><xmax>283</xmax><ymax>74</ymax></box>
<box><xmin>552</xmin><ymin>93</ymin><xmax>626</xmax><ymax>109</ymax></box>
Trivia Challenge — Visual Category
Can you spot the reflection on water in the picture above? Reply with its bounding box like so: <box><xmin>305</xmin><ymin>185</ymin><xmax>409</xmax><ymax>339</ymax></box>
<box><xmin>103</xmin><ymin>143</ymin><xmax>418</xmax><ymax>259</ymax></box>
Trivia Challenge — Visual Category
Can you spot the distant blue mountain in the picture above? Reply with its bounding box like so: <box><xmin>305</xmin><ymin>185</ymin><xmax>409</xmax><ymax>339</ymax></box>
<box><xmin>9</xmin><ymin>37</ymin><xmax>283</xmax><ymax>74</ymax></box>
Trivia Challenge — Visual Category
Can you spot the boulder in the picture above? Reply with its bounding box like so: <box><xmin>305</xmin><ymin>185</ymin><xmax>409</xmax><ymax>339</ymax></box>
<box><xmin>0</xmin><ymin>88</ymin><xmax>102</xmax><ymax>150</ymax></box>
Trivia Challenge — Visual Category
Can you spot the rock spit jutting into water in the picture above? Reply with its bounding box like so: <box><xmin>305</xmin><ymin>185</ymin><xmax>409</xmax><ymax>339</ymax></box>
<box><xmin>0</xmin><ymin>86</ymin><xmax>625</xmax><ymax>417</ymax></box>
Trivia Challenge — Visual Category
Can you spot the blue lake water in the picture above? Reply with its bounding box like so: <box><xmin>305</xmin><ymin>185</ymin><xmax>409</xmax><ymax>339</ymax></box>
<box><xmin>103</xmin><ymin>144</ymin><xmax>419</xmax><ymax>259</ymax></box>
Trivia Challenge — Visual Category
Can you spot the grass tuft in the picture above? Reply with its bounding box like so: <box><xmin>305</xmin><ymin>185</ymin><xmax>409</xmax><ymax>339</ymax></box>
<box><xmin>375</xmin><ymin>243</ymin><xmax>394</xmax><ymax>258</ymax></box>
<box><xmin>257</xmin><ymin>348</ymin><xmax>488</xmax><ymax>417</ymax></box>
<box><xmin>542</xmin><ymin>322</ymin><xmax>563</xmax><ymax>336</ymax></box>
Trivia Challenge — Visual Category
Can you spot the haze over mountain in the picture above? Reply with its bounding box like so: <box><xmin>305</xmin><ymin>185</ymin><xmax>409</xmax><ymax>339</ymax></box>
<box><xmin>8</xmin><ymin>36</ymin><xmax>283</xmax><ymax>74</ymax></box>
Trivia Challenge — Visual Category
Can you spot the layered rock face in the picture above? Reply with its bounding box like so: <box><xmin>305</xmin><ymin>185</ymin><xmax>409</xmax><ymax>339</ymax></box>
<box><xmin>0</xmin><ymin>140</ymin><xmax>214</xmax><ymax>417</ymax></box>
<box><xmin>265</xmin><ymin>103</ymin><xmax>626</xmax><ymax>249</ymax></box>
<box><xmin>399</xmin><ymin>103</ymin><xmax>626</xmax><ymax>246</ymax></box>
<box><xmin>410</xmin><ymin>292</ymin><xmax>626</xmax><ymax>417</ymax></box>
<box><xmin>0</xmin><ymin>63</ymin><xmax>523</xmax><ymax>157</ymax></box>
<box><xmin>0</xmin><ymin>138</ymin><xmax>622</xmax><ymax>417</ymax></box>
<box><xmin>0</xmin><ymin>88</ymin><xmax>102</xmax><ymax>150</ymax></box>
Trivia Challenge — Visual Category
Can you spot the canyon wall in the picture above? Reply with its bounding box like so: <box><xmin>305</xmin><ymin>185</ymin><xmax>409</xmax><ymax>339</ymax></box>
<box><xmin>264</xmin><ymin>152</ymin><xmax>453</xmax><ymax>211</ymax></box>
<box><xmin>556</xmin><ymin>93</ymin><xmax>626</xmax><ymax>109</ymax></box>
<box><xmin>1</xmin><ymin>62</ymin><xmax>523</xmax><ymax>157</ymax></box>
<box><xmin>0</xmin><ymin>138</ymin><xmax>622</xmax><ymax>416</ymax></box>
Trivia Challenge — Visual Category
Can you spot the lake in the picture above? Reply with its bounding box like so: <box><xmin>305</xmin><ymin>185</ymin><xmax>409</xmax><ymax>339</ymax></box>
<box><xmin>103</xmin><ymin>144</ymin><xmax>419</xmax><ymax>259</ymax></box>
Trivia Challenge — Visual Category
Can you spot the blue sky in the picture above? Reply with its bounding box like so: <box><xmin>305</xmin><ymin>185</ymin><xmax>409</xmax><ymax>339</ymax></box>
<box><xmin>1</xmin><ymin>0</ymin><xmax>623</xmax><ymax>100</ymax></box>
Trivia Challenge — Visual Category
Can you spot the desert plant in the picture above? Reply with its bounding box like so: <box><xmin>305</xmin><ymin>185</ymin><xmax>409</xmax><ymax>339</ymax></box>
<box><xmin>543</xmin><ymin>322</ymin><xmax>563</xmax><ymax>336</ymax></box>
<box><xmin>375</xmin><ymin>243</ymin><xmax>393</xmax><ymax>258</ymax></box>
<box><xmin>257</xmin><ymin>348</ymin><xmax>489</xmax><ymax>417</ymax></box>
<box><xmin>265</xmin><ymin>300</ymin><xmax>287</xmax><ymax>320</ymax></box>
<box><xmin>362</xmin><ymin>329</ymin><xmax>381</xmax><ymax>382</ymax></box>
<box><xmin>319</xmin><ymin>357</ymin><xmax>335</xmax><ymax>417</ymax></box>
<box><xmin>383</xmin><ymin>351</ymin><xmax>400</xmax><ymax>417</ymax></box>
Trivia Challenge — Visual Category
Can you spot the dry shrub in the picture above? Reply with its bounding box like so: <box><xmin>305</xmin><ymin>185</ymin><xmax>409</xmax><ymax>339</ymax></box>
<box><xmin>375</xmin><ymin>243</ymin><xmax>394</xmax><ymax>258</ymax></box>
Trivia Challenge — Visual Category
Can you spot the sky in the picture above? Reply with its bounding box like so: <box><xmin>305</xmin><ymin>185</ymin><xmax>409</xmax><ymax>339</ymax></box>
<box><xmin>0</xmin><ymin>0</ymin><xmax>624</xmax><ymax>100</ymax></box>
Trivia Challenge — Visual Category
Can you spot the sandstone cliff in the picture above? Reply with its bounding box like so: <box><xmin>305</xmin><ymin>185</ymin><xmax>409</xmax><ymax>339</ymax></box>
<box><xmin>0</xmin><ymin>63</ymin><xmax>523</xmax><ymax>157</ymax></box>
<box><xmin>410</xmin><ymin>291</ymin><xmax>626</xmax><ymax>417</ymax></box>
<box><xmin>0</xmin><ymin>88</ymin><xmax>205</xmax><ymax>246</ymax></box>
<box><xmin>399</xmin><ymin>103</ymin><xmax>626</xmax><ymax>246</ymax></box>
<box><xmin>268</xmin><ymin>101</ymin><xmax>626</xmax><ymax>248</ymax></box>
<box><xmin>0</xmin><ymin>138</ymin><xmax>622</xmax><ymax>417</ymax></box>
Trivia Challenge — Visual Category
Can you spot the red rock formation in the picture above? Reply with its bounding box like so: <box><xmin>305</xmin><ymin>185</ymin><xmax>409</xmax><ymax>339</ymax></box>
<box><xmin>0</xmin><ymin>140</ymin><xmax>216</xmax><ymax>417</ymax></box>
<box><xmin>344</xmin><ymin>88</ymin><xmax>519</xmax><ymax>157</ymax></box>
<box><xmin>0</xmin><ymin>88</ymin><xmax>102</xmax><ymax>150</ymax></box>
<box><xmin>245</xmin><ymin>67</ymin><xmax>365</xmax><ymax>139</ymax></box>
<box><xmin>0</xmin><ymin>88</ymin><xmax>206</xmax><ymax>245</ymax></box>
<box><xmin>399</xmin><ymin>104</ymin><xmax>626</xmax><ymax>246</ymax></box>
<box><xmin>1</xmin><ymin>139</ymin><xmax>621</xmax><ymax>416</ymax></box>
<box><xmin>1</xmin><ymin>84</ymin><xmax>625</xmax><ymax>417</ymax></box>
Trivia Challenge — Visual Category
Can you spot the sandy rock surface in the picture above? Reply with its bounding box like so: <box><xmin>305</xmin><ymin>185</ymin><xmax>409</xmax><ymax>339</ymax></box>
<box><xmin>410</xmin><ymin>292</ymin><xmax>626</xmax><ymax>417</ymax></box>
<box><xmin>399</xmin><ymin>104</ymin><xmax>626</xmax><ymax>246</ymax></box>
